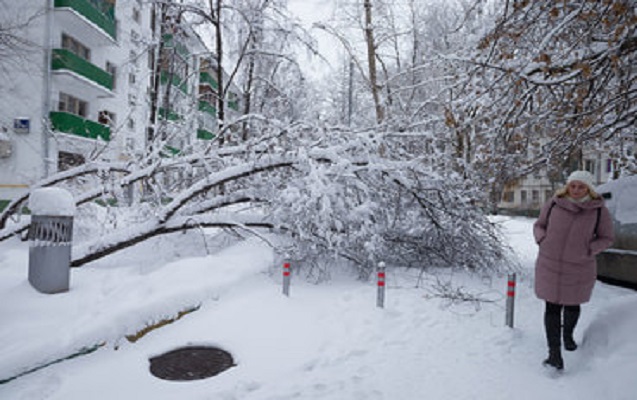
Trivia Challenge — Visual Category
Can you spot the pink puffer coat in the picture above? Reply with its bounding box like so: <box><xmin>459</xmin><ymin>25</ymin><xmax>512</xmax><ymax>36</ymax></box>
<box><xmin>534</xmin><ymin>196</ymin><xmax>614</xmax><ymax>305</ymax></box>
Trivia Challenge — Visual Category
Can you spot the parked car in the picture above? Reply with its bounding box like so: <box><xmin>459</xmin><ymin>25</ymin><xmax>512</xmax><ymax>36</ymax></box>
<box><xmin>595</xmin><ymin>175</ymin><xmax>637</xmax><ymax>289</ymax></box>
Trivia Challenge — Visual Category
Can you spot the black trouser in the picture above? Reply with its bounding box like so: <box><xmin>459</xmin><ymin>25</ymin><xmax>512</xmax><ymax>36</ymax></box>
<box><xmin>544</xmin><ymin>301</ymin><xmax>581</xmax><ymax>348</ymax></box>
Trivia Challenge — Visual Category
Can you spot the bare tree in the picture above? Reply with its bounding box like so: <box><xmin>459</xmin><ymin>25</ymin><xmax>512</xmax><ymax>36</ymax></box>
<box><xmin>0</xmin><ymin>0</ymin><xmax>515</xmax><ymax>279</ymax></box>
<box><xmin>363</xmin><ymin>0</ymin><xmax>384</xmax><ymax>124</ymax></box>
<box><xmin>0</xmin><ymin>1</ymin><xmax>42</xmax><ymax>74</ymax></box>
<box><xmin>454</xmin><ymin>0</ymin><xmax>637</xmax><ymax>193</ymax></box>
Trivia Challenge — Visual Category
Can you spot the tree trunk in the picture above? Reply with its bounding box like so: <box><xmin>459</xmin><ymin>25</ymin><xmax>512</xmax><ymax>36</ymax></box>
<box><xmin>363</xmin><ymin>0</ymin><xmax>383</xmax><ymax>125</ymax></box>
<box><xmin>210</xmin><ymin>0</ymin><xmax>225</xmax><ymax>145</ymax></box>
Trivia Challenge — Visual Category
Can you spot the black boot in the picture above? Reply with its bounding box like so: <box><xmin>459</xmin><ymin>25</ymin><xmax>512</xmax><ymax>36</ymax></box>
<box><xmin>543</xmin><ymin>347</ymin><xmax>564</xmax><ymax>370</ymax></box>
<box><xmin>563</xmin><ymin>305</ymin><xmax>580</xmax><ymax>351</ymax></box>
<box><xmin>544</xmin><ymin>302</ymin><xmax>564</xmax><ymax>370</ymax></box>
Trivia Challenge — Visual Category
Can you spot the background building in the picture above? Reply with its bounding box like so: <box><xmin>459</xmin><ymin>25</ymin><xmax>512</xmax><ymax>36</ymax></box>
<box><xmin>498</xmin><ymin>139</ymin><xmax>636</xmax><ymax>215</ymax></box>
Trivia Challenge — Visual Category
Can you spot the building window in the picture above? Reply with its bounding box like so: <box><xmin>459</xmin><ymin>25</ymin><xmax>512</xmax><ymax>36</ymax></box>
<box><xmin>127</xmin><ymin>118</ymin><xmax>135</xmax><ymax>130</ymax></box>
<box><xmin>160</xmin><ymin>48</ymin><xmax>188</xmax><ymax>82</ymax></box>
<box><xmin>106</xmin><ymin>62</ymin><xmax>117</xmax><ymax>90</ymax></box>
<box><xmin>133</xmin><ymin>8</ymin><xmax>141</xmax><ymax>23</ymax></box>
<box><xmin>520</xmin><ymin>190</ymin><xmax>527</xmax><ymax>204</ymax></box>
<box><xmin>58</xmin><ymin>93</ymin><xmax>87</xmax><ymax>117</ymax></box>
<box><xmin>148</xmin><ymin>48</ymin><xmax>154</xmax><ymax>70</ymax></box>
<box><xmin>129</xmin><ymin>73</ymin><xmax>136</xmax><ymax>85</ymax></box>
<box><xmin>545</xmin><ymin>190</ymin><xmax>553</xmax><ymax>202</ymax></box>
<box><xmin>62</xmin><ymin>33</ymin><xmax>90</xmax><ymax>61</ymax></box>
<box><xmin>126</xmin><ymin>138</ymin><xmax>136</xmax><ymax>153</ymax></box>
<box><xmin>199</xmin><ymin>89</ymin><xmax>217</xmax><ymax>105</ymax></box>
<box><xmin>128</xmin><ymin>93</ymin><xmax>137</xmax><ymax>106</ymax></box>
<box><xmin>58</xmin><ymin>151</ymin><xmax>85</xmax><ymax>171</ymax></box>
<box><xmin>98</xmin><ymin>110</ymin><xmax>116</xmax><ymax>127</ymax></box>
<box><xmin>150</xmin><ymin>5</ymin><xmax>157</xmax><ymax>34</ymax></box>
<box><xmin>502</xmin><ymin>191</ymin><xmax>514</xmax><ymax>203</ymax></box>
<box><xmin>585</xmin><ymin>159</ymin><xmax>595</xmax><ymax>174</ymax></box>
<box><xmin>129</xmin><ymin>50</ymin><xmax>138</xmax><ymax>66</ymax></box>
<box><xmin>131</xmin><ymin>30</ymin><xmax>140</xmax><ymax>44</ymax></box>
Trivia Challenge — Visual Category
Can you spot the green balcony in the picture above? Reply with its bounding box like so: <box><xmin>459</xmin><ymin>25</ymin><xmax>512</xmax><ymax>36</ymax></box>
<box><xmin>49</xmin><ymin>111</ymin><xmax>111</xmax><ymax>141</ymax></box>
<box><xmin>199</xmin><ymin>71</ymin><xmax>219</xmax><ymax>90</ymax></box>
<box><xmin>54</xmin><ymin>0</ymin><xmax>117</xmax><ymax>41</ymax></box>
<box><xmin>161</xmin><ymin>145</ymin><xmax>181</xmax><ymax>158</ymax></box>
<box><xmin>197</xmin><ymin>129</ymin><xmax>215</xmax><ymax>140</ymax></box>
<box><xmin>162</xmin><ymin>34</ymin><xmax>190</xmax><ymax>58</ymax></box>
<box><xmin>227</xmin><ymin>91</ymin><xmax>240</xmax><ymax>111</ymax></box>
<box><xmin>198</xmin><ymin>100</ymin><xmax>217</xmax><ymax>116</ymax></box>
<box><xmin>158</xmin><ymin>107</ymin><xmax>182</xmax><ymax>121</ymax></box>
<box><xmin>52</xmin><ymin>48</ymin><xmax>113</xmax><ymax>91</ymax></box>
<box><xmin>160</xmin><ymin>71</ymin><xmax>188</xmax><ymax>94</ymax></box>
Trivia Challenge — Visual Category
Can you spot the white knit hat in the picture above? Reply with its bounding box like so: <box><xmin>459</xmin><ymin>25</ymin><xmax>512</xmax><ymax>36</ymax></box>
<box><xmin>566</xmin><ymin>170</ymin><xmax>595</xmax><ymax>190</ymax></box>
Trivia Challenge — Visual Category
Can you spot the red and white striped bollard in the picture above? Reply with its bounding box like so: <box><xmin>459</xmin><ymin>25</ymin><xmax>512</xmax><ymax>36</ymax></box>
<box><xmin>377</xmin><ymin>262</ymin><xmax>386</xmax><ymax>308</ymax></box>
<box><xmin>282</xmin><ymin>262</ymin><xmax>291</xmax><ymax>297</ymax></box>
<box><xmin>505</xmin><ymin>273</ymin><xmax>516</xmax><ymax>328</ymax></box>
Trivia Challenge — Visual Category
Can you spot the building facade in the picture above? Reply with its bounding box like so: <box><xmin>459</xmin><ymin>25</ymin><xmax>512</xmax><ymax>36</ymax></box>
<box><xmin>0</xmin><ymin>0</ymin><xmax>239</xmax><ymax>210</ymax></box>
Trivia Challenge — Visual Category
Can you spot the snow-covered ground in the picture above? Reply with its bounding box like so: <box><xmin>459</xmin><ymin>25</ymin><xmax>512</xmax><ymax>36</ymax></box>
<box><xmin>1</xmin><ymin>217</ymin><xmax>636</xmax><ymax>399</ymax></box>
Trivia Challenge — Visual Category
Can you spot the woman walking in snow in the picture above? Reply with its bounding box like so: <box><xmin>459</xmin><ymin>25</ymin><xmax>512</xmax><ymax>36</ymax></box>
<box><xmin>533</xmin><ymin>170</ymin><xmax>614</xmax><ymax>371</ymax></box>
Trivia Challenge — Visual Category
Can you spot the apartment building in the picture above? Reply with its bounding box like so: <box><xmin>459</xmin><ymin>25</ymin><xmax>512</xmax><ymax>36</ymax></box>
<box><xmin>498</xmin><ymin>137</ymin><xmax>636</xmax><ymax>215</ymax></box>
<box><xmin>0</xmin><ymin>0</ymin><xmax>240</xmax><ymax>210</ymax></box>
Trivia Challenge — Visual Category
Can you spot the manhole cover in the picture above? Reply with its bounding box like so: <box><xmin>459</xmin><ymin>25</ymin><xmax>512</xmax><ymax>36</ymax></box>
<box><xmin>149</xmin><ymin>346</ymin><xmax>235</xmax><ymax>381</ymax></box>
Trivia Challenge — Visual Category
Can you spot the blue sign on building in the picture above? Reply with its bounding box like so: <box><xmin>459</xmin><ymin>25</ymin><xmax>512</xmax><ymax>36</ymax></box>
<box><xmin>14</xmin><ymin>118</ymin><xmax>30</xmax><ymax>134</ymax></box>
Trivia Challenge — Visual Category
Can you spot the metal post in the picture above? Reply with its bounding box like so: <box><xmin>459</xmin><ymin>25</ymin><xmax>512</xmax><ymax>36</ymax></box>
<box><xmin>505</xmin><ymin>273</ymin><xmax>516</xmax><ymax>328</ymax></box>
<box><xmin>282</xmin><ymin>262</ymin><xmax>291</xmax><ymax>297</ymax></box>
<box><xmin>27</xmin><ymin>188</ymin><xmax>75</xmax><ymax>294</ymax></box>
<box><xmin>377</xmin><ymin>262</ymin><xmax>386</xmax><ymax>308</ymax></box>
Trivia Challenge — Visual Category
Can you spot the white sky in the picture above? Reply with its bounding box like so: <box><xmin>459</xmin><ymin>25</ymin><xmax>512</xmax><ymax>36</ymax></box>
<box><xmin>286</xmin><ymin>0</ymin><xmax>341</xmax><ymax>78</ymax></box>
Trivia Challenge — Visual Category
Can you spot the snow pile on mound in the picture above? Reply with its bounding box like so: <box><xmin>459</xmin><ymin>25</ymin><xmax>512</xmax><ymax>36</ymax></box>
<box><xmin>581</xmin><ymin>296</ymin><xmax>637</xmax><ymax>398</ymax></box>
<box><xmin>584</xmin><ymin>297</ymin><xmax>637</xmax><ymax>354</ymax></box>
<box><xmin>0</xmin><ymin>237</ymin><xmax>273</xmax><ymax>382</ymax></box>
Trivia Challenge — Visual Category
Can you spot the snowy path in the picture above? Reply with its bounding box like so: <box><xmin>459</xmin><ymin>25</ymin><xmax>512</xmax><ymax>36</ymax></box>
<box><xmin>1</xmin><ymin>218</ymin><xmax>636</xmax><ymax>399</ymax></box>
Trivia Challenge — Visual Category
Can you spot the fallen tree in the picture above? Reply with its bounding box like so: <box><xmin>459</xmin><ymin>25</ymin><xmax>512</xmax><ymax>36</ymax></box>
<box><xmin>0</xmin><ymin>121</ymin><xmax>512</xmax><ymax>276</ymax></box>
